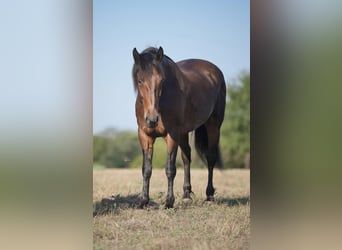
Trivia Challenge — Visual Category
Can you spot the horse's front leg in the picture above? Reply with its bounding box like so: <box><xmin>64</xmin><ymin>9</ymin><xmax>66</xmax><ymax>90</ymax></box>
<box><xmin>165</xmin><ymin>134</ymin><xmax>178</xmax><ymax>208</ymax></box>
<box><xmin>180</xmin><ymin>134</ymin><xmax>192</xmax><ymax>199</ymax></box>
<box><xmin>138</xmin><ymin>129</ymin><xmax>155</xmax><ymax>208</ymax></box>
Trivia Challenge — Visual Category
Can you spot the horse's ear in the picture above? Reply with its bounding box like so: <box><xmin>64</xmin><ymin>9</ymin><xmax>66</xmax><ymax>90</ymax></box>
<box><xmin>133</xmin><ymin>48</ymin><xmax>140</xmax><ymax>64</ymax></box>
<box><xmin>155</xmin><ymin>46</ymin><xmax>164</xmax><ymax>63</ymax></box>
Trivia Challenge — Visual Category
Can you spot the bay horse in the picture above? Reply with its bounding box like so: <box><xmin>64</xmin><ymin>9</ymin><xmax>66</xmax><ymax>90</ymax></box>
<box><xmin>132</xmin><ymin>46</ymin><xmax>226</xmax><ymax>208</ymax></box>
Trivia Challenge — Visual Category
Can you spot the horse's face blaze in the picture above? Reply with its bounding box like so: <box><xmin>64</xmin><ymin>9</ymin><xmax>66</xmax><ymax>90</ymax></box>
<box><xmin>133</xmin><ymin>47</ymin><xmax>165</xmax><ymax>129</ymax></box>
<box><xmin>136</xmin><ymin>68</ymin><xmax>164</xmax><ymax>128</ymax></box>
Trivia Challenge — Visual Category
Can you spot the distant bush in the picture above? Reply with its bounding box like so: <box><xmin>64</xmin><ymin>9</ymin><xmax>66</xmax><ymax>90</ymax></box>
<box><xmin>220</xmin><ymin>72</ymin><xmax>250</xmax><ymax>168</ymax></box>
<box><xmin>129</xmin><ymin>138</ymin><xmax>184</xmax><ymax>169</ymax></box>
<box><xmin>93</xmin><ymin>131</ymin><xmax>140</xmax><ymax>168</ymax></box>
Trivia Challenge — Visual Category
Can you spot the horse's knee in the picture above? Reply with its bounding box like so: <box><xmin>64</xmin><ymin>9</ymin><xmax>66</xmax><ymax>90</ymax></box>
<box><xmin>143</xmin><ymin>167</ymin><xmax>152</xmax><ymax>178</ymax></box>
<box><xmin>142</xmin><ymin>158</ymin><xmax>152</xmax><ymax>174</ymax></box>
<box><xmin>207</xmin><ymin>155</ymin><xmax>217</xmax><ymax>167</ymax></box>
<box><xmin>165</xmin><ymin>165</ymin><xmax>176</xmax><ymax>179</ymax></box>
<box><xmin>181</xmin><ymin>146</ymin><xmax>191</xmax><ymax>161</ymax></box>
<box><xmin>207</xmin><ymin>147</ymin><xmax>219</xmax><ymax>167</ymax></box>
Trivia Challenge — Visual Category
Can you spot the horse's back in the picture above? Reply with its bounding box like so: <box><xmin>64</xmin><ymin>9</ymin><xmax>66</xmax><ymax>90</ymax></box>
<box><xmin>175</xmin><ymin>59</ymin><xmax>226</xmax><ymax>131</ymax></box>
<box><xmin>176</xmin><ymin>59</ymin><xmax>225</xmax><ymax>89</ymax></box>
<box><xmin>176</xmin><ymin>58</ymin><xmax>225</xmax><ymax>107</ymax></box>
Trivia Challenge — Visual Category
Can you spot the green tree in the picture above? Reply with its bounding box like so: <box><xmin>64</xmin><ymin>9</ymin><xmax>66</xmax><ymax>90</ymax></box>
<box><xmin>129</xmin><ymin>137</ymin><xmax>185</xmax><ymax>169</ymax></box>
<box><xmin>113</xmin><ymin>131</ymin><xmax>141</xmax><ymax>167</ymax></box>
<box><xmin>93</xmin><ymin>136</ymin><xmax>108</xmax><ymax>164</ymax></box>
<box><xmin>93</xmin><ymin>130</ymin><xmax>141</xmax><ymax>168</ymax></box>
<box><xmin>220</xmin><ymin>72</ymin><xmax>250</xmax><ymax>168</ymax></box>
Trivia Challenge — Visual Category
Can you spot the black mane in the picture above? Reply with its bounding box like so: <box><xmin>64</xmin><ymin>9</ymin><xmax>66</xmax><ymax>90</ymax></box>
<box><xmin>132</xmin><ymin>47</ymin><xmax>173</xmax><ymax>91</ymax></box>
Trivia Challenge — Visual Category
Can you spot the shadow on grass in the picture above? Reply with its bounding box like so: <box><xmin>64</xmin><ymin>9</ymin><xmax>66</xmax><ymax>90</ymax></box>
<box><xmin>216</xmin><ymin>197</ymin><xmax>250</xmax><ymax>207</ymax></box>
<box><xmin>93</xmin><ymin>194</ymin><xmax>159</xmax><ymax>216</ymax></box>
<box><xmin>93</xmin><ymin>195</ymin><xmax>250</xmax><ymax>216</ymax></box>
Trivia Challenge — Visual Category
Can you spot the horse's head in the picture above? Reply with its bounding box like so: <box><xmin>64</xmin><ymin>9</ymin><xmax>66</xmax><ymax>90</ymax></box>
<box><xmin>132</xmin><ymin>47</ymin><xmax>165</xmax><ymax>128</ymax></box>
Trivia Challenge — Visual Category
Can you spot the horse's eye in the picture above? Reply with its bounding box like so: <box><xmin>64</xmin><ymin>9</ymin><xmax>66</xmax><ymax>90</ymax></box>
<box><xmin>138</xmin><ymin>80</ymin><xmax>143</xmax><ymax>85</ymax></box>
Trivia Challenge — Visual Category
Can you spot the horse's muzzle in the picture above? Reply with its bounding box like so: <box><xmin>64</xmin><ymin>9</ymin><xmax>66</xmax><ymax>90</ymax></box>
<box><xmin>145</xmin><ymin>115</ymin><xmax>159</xmax><ymax>128</ymax></box>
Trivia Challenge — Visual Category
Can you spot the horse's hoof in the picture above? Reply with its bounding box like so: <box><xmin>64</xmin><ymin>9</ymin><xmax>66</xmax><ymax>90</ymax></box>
<box><xmin>181</xmin><ymin>198</ymin><xmax>193</xmax><ymax>207</ymax></box>
<box><xmin>165</xmin><ymin>196</ymin><xmax>175</xmax><ymax>209</ymax></box>
<box><xmin>138</xmin><ymin>197</ymin><xmax>149</xmax><ymax>209</ymax></box>
<box><xmin>206</xmin><ymin>196</ymin><xmax>215</xmax><ymax>202</ymax></box>
<box><xmin>182</xmin><ymin>196</ymin><xmax>192</xmax><ymax>201</ymax></box>
<box><xmin>165</xmin><ymin>203</ymin><xmax>174</xmax><ymax>209</ymax></box>
<box><xmin>183</xmin><ymin>190</ymin><xmax>193</xmax><ymax>200</ymax></box>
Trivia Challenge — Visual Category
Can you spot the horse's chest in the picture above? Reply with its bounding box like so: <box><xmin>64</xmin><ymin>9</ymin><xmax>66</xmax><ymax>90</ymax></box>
<box><xmin>142</xmin><ymin>122</ymin><xmax>167</xmax><ymax>137</ymax></box>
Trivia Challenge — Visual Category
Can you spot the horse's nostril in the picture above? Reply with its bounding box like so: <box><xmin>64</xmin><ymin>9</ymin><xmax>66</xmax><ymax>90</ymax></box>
<box><xmin>145</xmin><ymin>116</ymin><xmax>158</xmax><ymax>128</ymax></box>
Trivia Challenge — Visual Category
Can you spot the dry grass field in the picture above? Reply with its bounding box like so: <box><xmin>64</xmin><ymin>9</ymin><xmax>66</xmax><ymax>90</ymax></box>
<box><xmin>93</xmin><ymin>168</ymin><xmax>250</xmax><ymax>249</ymax></box>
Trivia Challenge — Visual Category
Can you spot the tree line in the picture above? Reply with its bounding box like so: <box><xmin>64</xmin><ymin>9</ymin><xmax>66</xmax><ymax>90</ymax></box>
<box><xmin>94</xmin><ymin>72</ymin><xmax>250</xmax><ymax>169</ymax></box>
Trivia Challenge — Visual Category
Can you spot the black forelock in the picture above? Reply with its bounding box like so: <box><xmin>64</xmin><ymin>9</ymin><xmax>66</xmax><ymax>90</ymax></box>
<box><xmin>139</xmin><ymin>47</ymin><xmax>160</xmax><ymax>69</ymax></box>
<box><xmin>132</xmin><ymin>47</ymin><xmax>167</xmax><ymax>91</ymax></box>
<box><xmin>142</xmin><ymin>47</ymin><xmax>159</xmax><ymax>54</ymax></box>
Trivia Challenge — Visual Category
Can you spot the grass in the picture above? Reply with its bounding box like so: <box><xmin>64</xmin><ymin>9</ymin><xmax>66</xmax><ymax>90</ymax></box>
<box><xmin>93</xmin><ymin>168</ymin><xmax>250</xmax><ymax>249</ymax></box>
<box><xmin>93</xmin><ymin>163</ymin><xmax>106</xmax><ymax>170</ymax></box>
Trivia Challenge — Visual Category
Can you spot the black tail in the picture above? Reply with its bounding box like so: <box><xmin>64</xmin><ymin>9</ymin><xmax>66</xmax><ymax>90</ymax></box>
<box><xmin>194</xmin><ymin>125</ymin><xmax>208</xmax><ymax>164</ymax></box>
<box><xmin>194</xmin><ymin>125</ymin><xmax>223</xmax><ymax>169</ymax></box>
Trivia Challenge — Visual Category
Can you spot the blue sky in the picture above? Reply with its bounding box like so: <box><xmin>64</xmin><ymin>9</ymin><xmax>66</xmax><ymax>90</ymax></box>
<box><xmin>94</xmin><ymin>0</ymin><xmax>250</xmax><ymax>133</ymax></box>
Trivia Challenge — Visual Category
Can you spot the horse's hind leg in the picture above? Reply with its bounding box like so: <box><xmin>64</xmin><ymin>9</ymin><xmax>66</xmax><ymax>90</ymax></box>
<box><xmin>180</xmin><ymin>134</ymin><xmax>192</xmax><ymax>199</ymax></box>
<box><xmin>205</xmin><ymin>119</ymin><xmax>221</xmax><ymax>201</ymax></box>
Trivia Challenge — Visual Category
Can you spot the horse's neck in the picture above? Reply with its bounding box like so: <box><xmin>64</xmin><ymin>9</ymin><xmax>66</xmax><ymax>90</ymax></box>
<box><xmin>164</xmin><ymin>59</ymin><xmax>186</xmax><ymax>91</ymax></box>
